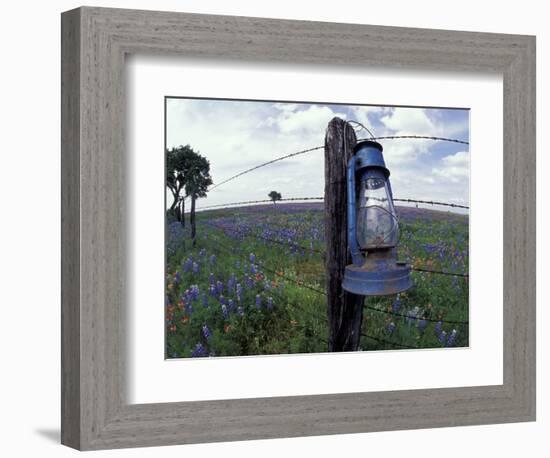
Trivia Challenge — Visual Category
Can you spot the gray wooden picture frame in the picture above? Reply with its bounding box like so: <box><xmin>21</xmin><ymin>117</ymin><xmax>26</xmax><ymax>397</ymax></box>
<box><xmin>61</xmin><ymin>6</ymin><xmax>536</xmax><ymax>451</ymax></box>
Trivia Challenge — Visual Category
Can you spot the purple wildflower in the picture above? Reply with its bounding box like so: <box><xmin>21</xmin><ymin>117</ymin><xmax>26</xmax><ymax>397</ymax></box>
<box><xmin>434</xmin><ymin>321</ymin><xmax>443</xmax><ymax>337</ymax></box>
<box><xmin>249</xmin><ymin>252</ymin><xmax>256</xmax><ymax>263</ymax></box>
<box><xmin>446</xmin><ymin>329</ymin><xmax>458</xmax><ymax>347</ymax></box>
<box><xmin>386</xmin><ymin>322</ymin><xmax>396</xmax><ymax>334</ymax></box>
<box><xmin>417</xmin><ymin>319</ymin><xmax>427</xmax><ymax>333</ymax></box>
<box><xmin>202</xmin><ymin>324</ymin><xmax>212</xmax><ymax>340</ymax></box>
<box><xmin>392</xmin><ymin>295</ymin><xmax>401</xmax><ymax>313</ymax></box>
<box><xmin>267</xmin><ymin>296</ymin><xmax>273</xmax><ymax>310</ymax></box>
<box><xmin>208</xmin><ymin>284</ymin><xmax>216</xmax><ymax>297</ymax></box>
<box><xmin>255</xmin><ymin>294</ymin><xmax>261</xmax><ymax>309</ymax></box>
<box><xmin>216</xmin><ymin>280</ymin><xmax>224</xmax><ymax>295</ymax></box>
<box><xmin>183</xmin><ymin>258</ymin><xmax>192</xmax><ymax>273</ymax></box>
<box><xmin>191</xmin><ymin>342</ymin><xmax>208</xmax><ymax>357</ymax></box>
<box><xmin>190</xmin><ymin>285</ymin><xmax>199</xmax><ymax>301</ymax></box>
<box><xmin>237</xmin><ymin>306</ymin><xmax>244</xmax><ymax>317</ymax></box>
<box><xmin>246</xmin><ymin>276</ymin><xmax>254</xmax><ymax>288</ymax></box>
<box><xmin>221</xmin><ymin>304</ymin><xmax>228</xmax><ymax>319</ymax></box>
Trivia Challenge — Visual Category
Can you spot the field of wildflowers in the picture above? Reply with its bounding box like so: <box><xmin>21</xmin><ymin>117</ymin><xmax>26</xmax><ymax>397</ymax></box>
<box><xmin>165</xmin><ymin>203</ymin><xmax>469</xmax><ymax>358</ymax></box>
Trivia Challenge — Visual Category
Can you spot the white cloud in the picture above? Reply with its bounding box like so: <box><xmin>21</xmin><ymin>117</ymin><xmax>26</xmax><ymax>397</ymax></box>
<box><xmin>266</xmin><ymin>105</ymin><xmax>346</xmax><ymax>134</ymax></box>
<box><xmin>166</xmin><ymin>99</ymin><xmax>470</xmax><ymax>211</ymax></box>
<box><xmin>432</xmin><ymin>151</ymin><xmax>470</xmax><ymax>183</ymax></box>
<box><xmin>380</xmin><ymin>108</ymin><xmax>436</xmax><ymax>135</ymax></box>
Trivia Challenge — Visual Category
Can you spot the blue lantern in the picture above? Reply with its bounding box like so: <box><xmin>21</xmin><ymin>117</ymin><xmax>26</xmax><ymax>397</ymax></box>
<box><xmin>342</xmin><ymin>140</ymin><xmax>412</xmax><ymax>296</ymax></box>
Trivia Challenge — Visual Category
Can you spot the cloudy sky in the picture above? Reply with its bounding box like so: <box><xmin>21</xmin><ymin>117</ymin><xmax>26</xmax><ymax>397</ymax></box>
<box><xmin>166</xmin><ymin>98</ymin><xmax>469</xmax><ymax>211</ymax></box>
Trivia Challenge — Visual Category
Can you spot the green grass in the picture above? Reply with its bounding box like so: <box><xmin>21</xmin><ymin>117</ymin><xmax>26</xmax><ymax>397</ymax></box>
<box><xmin>165</xmin><ymin>203</ymin><xmax>469</xmax><ymax>358</ymax></box>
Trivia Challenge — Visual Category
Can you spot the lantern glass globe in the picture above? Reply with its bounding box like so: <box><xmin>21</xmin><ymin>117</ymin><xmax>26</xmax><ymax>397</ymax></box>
<box><xmin>356</xmin><ymin>170</ymin><xmax>398</xmax><ymax>250</ymax></box>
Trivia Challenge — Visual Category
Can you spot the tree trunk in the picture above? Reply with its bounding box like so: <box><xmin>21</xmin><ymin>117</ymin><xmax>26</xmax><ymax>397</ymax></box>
<box><xmin>169</xmin><ymin>189</ymin><xmax>178</xmax><ymax>212</ymax></box>
<box><xmin>190</xmin><ymin>195</ymin><xmax>196</xmax><ymax>246</ymax></box>
<box><xmin>179</xmin><ymin>198</ymin><xmax>185</xmax><ymax>227</ymax></box>
<box><xmin>324</xmin><ymin>117</ymin><xmax>364</xmax><ymax>352</ymax></box>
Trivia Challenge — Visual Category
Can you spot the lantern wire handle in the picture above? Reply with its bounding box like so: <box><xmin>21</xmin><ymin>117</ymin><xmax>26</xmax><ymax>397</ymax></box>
<box><xmin>348</xmin><ymin>120</ymin><xmax>376</xmax><ymax>139</ymax></box>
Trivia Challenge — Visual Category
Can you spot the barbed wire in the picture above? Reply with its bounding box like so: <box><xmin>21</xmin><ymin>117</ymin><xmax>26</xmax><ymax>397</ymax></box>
<box><xmin>205</xmin><ymin>135</ymin><xmax>469</xmax><ymax>193</ymax></box>
<box><xmin>200</xmin><ymin>219</ymin><xmax>468</xmax><ymax>278</ymax></box>
<box><xmin>363</xmin><ymin>305</ymin><xmax>468</xmax><ymax>325</ymax></box>
<box><xmin>412</xmin><ymin>266</ymin><xmax>468</xmax><ymax>278</ymax></box>
<box><xmin>196</xmin><ymin>223</ymin><xmax>469</xmax><ymax>325</ymax></box>
<box><xmin>196</xmin><ymin>196</ymin><xmax>469</xmax><ymax>211</ymax></box>
<box><xmin>393</xmin><ymin>198</ymin><xmax>469</xmax><ymax>210</ymax></box>
<box><xmin>197</xmin><ymin>196</ymin><xmax>324</xmax><ymax>210</ymax></box>
<box><xmin>208</xmin><ymin>145</ymin><xmax>324</xmax><ymax>192</ymax></box>
<box><xmin>361</xmin><ymin>135</ymin><xmax>470</xmax><ymax>145</ymax></box>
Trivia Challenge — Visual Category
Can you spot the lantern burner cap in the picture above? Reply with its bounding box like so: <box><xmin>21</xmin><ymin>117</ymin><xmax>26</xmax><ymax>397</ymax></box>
<box><xmin>354</xmin><ymin>140</ymin><xmax>383</xmax><ymax>153</ymax></box>
<box><xmin>343</xmin><ymin>260</ymin><xmax>412</xmax><ymax>296</ymax></box>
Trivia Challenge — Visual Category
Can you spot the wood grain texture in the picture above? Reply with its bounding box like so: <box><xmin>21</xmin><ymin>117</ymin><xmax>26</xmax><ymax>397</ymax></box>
<box><xmin>324</xmin><ymin>118</ymin><xmax>364</xmax><ymax>351</ymax></box>
<box><xmin>61</xmin><ymin>6</ymin><xmax>536</xmax><ymax>450</ymax></box>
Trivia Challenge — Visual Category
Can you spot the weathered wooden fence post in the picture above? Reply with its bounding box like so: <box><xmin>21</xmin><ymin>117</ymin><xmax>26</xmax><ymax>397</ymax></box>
<box><xmin>325</xmin><ymin>117</ymin><xmax>364</xmax><ymax>351</ymax></box>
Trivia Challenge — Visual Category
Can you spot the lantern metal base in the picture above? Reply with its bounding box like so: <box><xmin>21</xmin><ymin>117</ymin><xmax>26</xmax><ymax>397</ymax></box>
<box><xmin>342</xmin><ymin>261</ymin><xmax>412</xmax><ymax>296</ymax></box>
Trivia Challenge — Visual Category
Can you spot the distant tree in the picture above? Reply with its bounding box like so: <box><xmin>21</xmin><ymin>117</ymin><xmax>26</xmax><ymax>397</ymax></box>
<box><xmin>268</xmin><ymin>191</ymin><xmax>282</xmax><ymax>204</ymax></box>
<box><xmin>166</xmin><ymin>145</ymin><xmax>195</xmax><ymax>226</ymax></box>
<box><xmin>185</xmin><ymin>153</ymin><xmax>213</xmax><ymax>246</ymax></box>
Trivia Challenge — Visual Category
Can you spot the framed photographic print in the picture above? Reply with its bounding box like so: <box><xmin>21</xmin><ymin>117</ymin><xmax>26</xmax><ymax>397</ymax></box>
<box><xmin>61</xmin><ymin>6</ymin><xmax>536</xmax><ymax>450</ymax></box>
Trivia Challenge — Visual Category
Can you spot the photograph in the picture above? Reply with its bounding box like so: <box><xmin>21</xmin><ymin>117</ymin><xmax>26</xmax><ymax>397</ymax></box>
<box><xmin>164</xmin><ymin>97</ymin><xmax>470</xmax><ymax>358</ymax></box>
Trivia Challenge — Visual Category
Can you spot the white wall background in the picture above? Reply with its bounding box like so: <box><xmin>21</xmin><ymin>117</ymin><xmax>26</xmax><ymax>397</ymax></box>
<box><xmin>0</xmin><ymin>0</ymin><xmax>546</xmax><ymax>456</ymax></box>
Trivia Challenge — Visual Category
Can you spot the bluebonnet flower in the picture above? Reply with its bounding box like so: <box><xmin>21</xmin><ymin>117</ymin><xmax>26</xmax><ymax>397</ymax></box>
<box><xmin>386</xmin><ymin>322</ymin><xmax>396</xmax><ymax>334</ymax></box>
<box><xmin>192</xmin><ymin>262</ymin><xmax>200</xmax><ymax>274</ymax></box>
<box><xmin>267</xmin><ymin>297</ymin><xmax>273</xmax><ymax>310</ymax></box>
<box><xmin>201</xmin><ymin>293</ymin><xmax>208</xmax><ymax>308</ymax></box>
<box><xmin>417</xmin><ymin>319</ymin><xmax>427</xmax><ymax>334</ymax></box>
<box><xmin>219</xmin><ymin>295</ymin><xmax>226</xmax><ymax>305</ymax></box>
<box><xmin>392</xmin><ymin>295</ymin><xmax>401</xmax><ymax>313</ymax></box>
<box><xmin>191</xmin><ymin>342</ymin><xmax>208</xmax><ymax>357</ymax></box>
<box><xmin>249</xmin><ymin>252</ymin><xmax>256</xmax><ymax>263</ymax></box>
<box><xmin>255</xmin><ymin>294</ymin><xmax>262</xmax><ymax>309</ymax></box>
<box><xmin>216</xmin><ymin>280</ymin><xmax>224</xmax><ymax>295</ymax></box>
<box><xmin>227</xmin><ymin>274</ymin><xmax>236</xmax><ymax>292</ymax></box>
<box><xmin>446</xmin><ymin>329</ymin><xmax>458</xmax><ymax>347</ymax></box>
<box><xmin>185</xmin><ymin>304</ymin><xmax>193</xmax><ymax>315</ymax></box>
<box><xmin>202</xmin><ymin>324</ymin><xmax>212</xmax><ymax>340</ymax></box>
<box><xmin>264</xmin><ymin>281</ymin><xmax>271</xmax><ymax>291</ymax></box>
<box><xmin>406</xmin><ymin>307</ymin><xmax>419</xmax><ymax>325</ymax></box>
<box><xmin>210</xmin><ymin>254</ymin><xmax>217</xmax><ymax>265</ymax></box>
<box><xmin>246</xmin><ymin>276</ymin><xmax>254</xmax><ymax>288</ymax></box>
<box><xmin>236</xmin><ymin>283</ymin><xmax>243</xmax><ymax>297</ymax></box>
<box><xmin>434</xmin><ymin>320</ymin><xmax>443</xmax><ymax>337</ymax></box>
<box><xmin>221</xmin><ymin>304</ymin><xmax>229</xmax><ymax>319</ymax></box>
<box><xmin>183</xmin><ymin>258</ymin><xmax>192</xmax><ymax>273</ymax></box>
<box><xmin>250</xmin><ymin>264</ymin><xmax>257</xmax><ymax>275</ymax></box>
<box><xmin>183</xmin><ymin>289</ymin><xmax>191</xmax><ymax>303</ymax></box>
<box><xmin>228</xmin><ymin>299</ymin><xmax>235</xmax><ymax>312</ymax></box>
<box><xmin>208</xmin><ymin>284</ymin><xmax>216</xmax><ymax>297</ymax></box>
<box><xmin>438</xmin><ymin>330</ymin><xmax>447</xmax><ymax>344</ymax></box>
<box><xmin>237</xmin><ymin>306</ymin><xmax>244</xmax><ymax>317</ymax></box>
<box><xmin>199</xmin><ymin>248</ymin><xmax>206</xmax><ymax>257</ymax></box>
<box><xmin>209</xmin><ymin>273</ymin><xmax>215</xmax><ymax>285</ymax></box>
<box><xmin>190</xmin><ymin>285</ymin><xmax>199</xmax><ymax>301</ymax></box>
